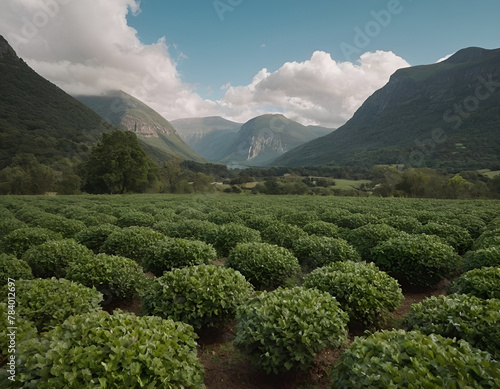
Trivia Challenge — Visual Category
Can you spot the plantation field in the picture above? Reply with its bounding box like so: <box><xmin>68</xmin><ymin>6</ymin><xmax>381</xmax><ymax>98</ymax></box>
<box><xmin>1</xmin><ymin>194</ymin><xmax>500</xmax><ymax>388</ymax></box>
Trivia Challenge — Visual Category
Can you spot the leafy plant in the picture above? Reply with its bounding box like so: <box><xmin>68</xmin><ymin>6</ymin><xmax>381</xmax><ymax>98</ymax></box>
<box><xmin>371</xmin><ymin>234</ymin><xmax>462</xmax><ymax>287</ymax></box>
<box><xmin>168</xmin><ymin>219</ymin><xmax>219</xmax><ymax>244</ymax></box>
<box><xmin>403</xmin><ymin>294</ymin><xmax>500</xmax><ymax>359</ymax></box>
<box><xmin>22</xmin><ymin>239</ymin><xmax>94</xmax><ymax>279</ymax></box>
<box><xmin>415</xmin><ymin>222</ymin><xmax>473</xmax><ymax>254</ymax></box>
<box><xmin>463</xmin><ymin>246</ymin><xmax>500</xmax><ymax>271</ymax></box>
<box><xmin>281</xmin><ymin>211</ymin><xmax>317</xmax><ymax>227</ymax></box>
<box><xmin>336</xmin><ymin>213</ymin><xmax>380</xmax><ymax>229</ymax></box>
<box><xmin>74</xmin><ymin>223</ymin><xmax>121</xmax><ymax>253</ymax></box>
<box><xmin>143</xmin><ymin>238</ymin><xmax>217</xmax><ymax>276</ymax></box>
<box><xmin>447</xmin><ymin>267</ymin><xmax>500</xmax><ymax>299</ymax></box>
<box><xmin>379</xmin><ymin>215</ymin><xmax>422</xmax><ymax>233</ymax></box>
<box><xmin>29</xmin><ymin>214</ymin><xmax>87</xmax><ymax>238</ymax></box>
<box><xmin>303</xmin><ymin>261</ymin><xmax>403</xmax><ymax>325</ymax></box>
<box><xmin>345</xmin><ymin>223</ymin><xmax>402</xmax><ymax>260</ymax></box>
<box><xmin>225</xmin><ymin>242</ymin><xmax>300</xmax><ymax>288</ymax></box>
<box><xmin>0</xmin><ymin>303</ymin><xmax>37</xmax><ymax>355</ymax></box>
<box><xmin>14</xmin><ymin>310</ymin><xmax>204</xmax><ymax>388</ymax></box>
<box><xmin>66</xmin><ymin>253</ymin><xmax>149</xmax><ymax>302</ymax></box>
<box><xmin>2</xmin><ymin>278</ymin><xmax>102</xmax><ymax>332</ymax></box>
<box><xmin>142</xmin><ymin>265</ymin><xmax>253</xmax><ymax>330</ymax></box>
<box><xmin>262</xmin><ymin>222</ymin><xmax>308</xmax><ymax>250</ymax></box>
<box><xmin>472</xmin><ymin>228</ymin><xmax>500</xmax><ymax>250</ymax></box>
<box><xmin>234</xmin><ymin>287</ymin><xmax>348</xmax><ymax>374</ymax></box>
<box><xmin>101</xmin><ymin>226</ymin><xmax>166</xmax><ymax>263</ymax></box>
<box><xmin>302</xmin><ymin>221</ymin><xmax>340</xmax><ymax>237</ymax></box>
<box><xmin>214</xmin><ymin>223</ymin><xmax>261</xmax><ymax>257</ymax></box>
<box><xmin>1</xmin><ymin>227</ymin><xmax>62</xmax><ymax>257</ymax></box>
<box><xmin>292</xmin><ymin>235</ymin><xmax>361</xmax><ymax>269</ymax></box>
<box><xmin>331</xmin><ymin>329</ymin><xmax>500</xmax><ymax>388</ymax></box>
<box><xmin>116</xmin><ymin>210</ymin><xmax>156</xmax><ymax>227</ymax></box>
<box><xmin>0</xmin><ymin>217</ymin><xmax>27</xmax><ymax>238</ymax></box>
<box><xmin>0</xmin><ymin>253</ymin><xmax>33</xmax><ymax>285</ymax></box>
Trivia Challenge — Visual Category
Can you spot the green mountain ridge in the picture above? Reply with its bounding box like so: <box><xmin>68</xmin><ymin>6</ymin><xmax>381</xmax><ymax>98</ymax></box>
<box><xmin>0</xmin><ymin>35</ymin><xmax>116</xmax><ymax>169</ymax></box>
<box><xmin>75</xmin><ymin>90</ymin><xmax>206</xmax><ymax>163</ymax></box>
<box><xmin>274</xmin><ymin>47</ymin><xmax>500</xmax><ymax>170</ymax></box>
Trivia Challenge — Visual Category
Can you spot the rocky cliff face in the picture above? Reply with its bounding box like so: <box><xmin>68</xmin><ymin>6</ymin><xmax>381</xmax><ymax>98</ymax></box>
<box><xmin>120</xmin><ymin>114</ymin><xmax>176</xmax><ymax>138</ymax></box>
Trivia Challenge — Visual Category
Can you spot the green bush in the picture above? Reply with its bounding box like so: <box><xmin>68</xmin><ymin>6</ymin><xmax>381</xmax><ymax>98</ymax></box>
<box><xmin>345</xmin><ymin>223</ymin><xmax>402</xmax><ymax>260</ymax></box>
<box><xmin>207</xmin><ymin>210</ymin><xmax>241</xmax><ymax>225</ymax></box>
<box><xmin>234</xmin><ymin>287</ymin><xmax>348</xmax><ymax>374</ymax></box>
<box><xmin>143</xmin><ymin>238</ymin><xmax>217</xmax><ymax>276</ymax></box>
<box><xmin>403</xmin><ymin>294</ymin><xmax>500</xmax><ymax>359</ymax></box>
<box><xmin>379</xmin><ymin>215</ymin><xmax>421</xmax><ymax>233</ymax></box>
<box><xmin>281</xmin><ymin>211</ymin><xmax>317</xmax><ymax>227</ymax></box>
<box><xmin>29</xmin><ymin>214</ymin><xmax>87</xmax><ymax>238</ymax></box>
<box><xmin>472</xmin><ymin>228</ymin><xmax>500</xmax><ymax>250</ymax></box>
<box><xmin>0</xmin><ymin>253</ymin><xmax>33</xmax><ymax>285</ymax></box>
<box><xmin>0</xmin><ymin>303</ymin><xmax>37</xmax><ymax>356</ymax></box>
<box><xmin>415</xmin><ymin>222</ymin><xmax>473</xmax><ymax>254</ymax></box>
<box><xmin>242</xmin><ymin>214</ymin><xmax>277</xmax><ymax>232</ymax></box>
<box><xmin>13</xmin><ymin>310</ymin><xmax>204</xmax><ymax>388</ymax></box>
<box><xmin>331</xmin><ymin>329</ymin><xmax>500</xmax><ymax>388</ymax></box>
<box><xmin>0</xmin><ymin>218</ymin><xmax>27</xmax><ymax>238</ymax></box>
<box><xmin>2</xmin><ymin>278</ymin><xmax>102</xmax><ymax>332</ymax></box>
<box><xmin>214</xmin><ymin>223</ymin><xmax>261</xmax><ymax>257</ymax></box>
<box><xmin>101</xmin><ymin>226</ymin><xmax>166</xmax><ymax>263</ymax></box>
<box><xmin>23</xmin><ymin>239</ymin><xmax>94</xmax><ymax>279</ymax></box>
<box><xmin>447</xmin><ymin>267</ymin><xmax>500</xmax><ymax>299</ymax></box>
<box><xmin>142</xmin><ymin>265</ymin><xmax>253</xmax><ymax>330</ymax></box>
<box><xmin>302</xmin><ymin>221</ymin><xmax>340</xmax><ymax>237</ymax></box>
<box><xmin>262</xmin><ymin>222</ymin><xmax>308</xmax><ymax>250</ymax></box>
<box><xmin>292</xmin><ymin>235</ymin><xmax>361</xmax><ymax>269</ymax></box>
<box><xmin>1</xmin><ymin>227</ymin><xmax>63</xmax><ymax>257</ymax></box>
<box><xmin>303</xmin><ymin>261</ymin><xmax>403</xmax><ymax>325</ymax></box>
<box><xmin>447</xmin><ymin>214</ymin><xmax>486</xmax><ymax>239</ymax></box>
<box><xmin>225</xmin><ymin>242</ymin><xmax>300</xmax><ymax>288</ymax></box>
<box><xmin>168</xmin><ymin>219</ymin><xmax>219</xmax><ymax>244</ymax></box>
<box><xmin>371</xmin><ymin>234</ymin><xmax>462</xmax><ymax>287</ymax></box>
<box><xmin>66</xmin><ymin>254</ymin><xmax>149</xmax><ymax>303</ymax></box>
<box><xmin>336</xmin><ymin>213</ymin><xmax>380</xmax><ymax>229</ymax></box>
<box><xmin>463</xmin><ymin>246</ymin><xmax>500</xmax><ymax>270</ymax></box>
<box><xmin>116</xmin><ymin>211</ymin><xmax>156</xmax><ymax>227</ymax></box>
<box><xmin>74</xmin><ymin>223</ymin><xmax>121</xmax><ymax>253</ymax></box>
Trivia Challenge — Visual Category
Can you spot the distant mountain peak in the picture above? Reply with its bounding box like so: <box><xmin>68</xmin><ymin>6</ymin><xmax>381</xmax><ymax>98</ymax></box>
<box><xmin>445</xmin><ymin>47</ymin><xmax>494</xmax><ymax>64</ymax></box>
<box><xmin>0</xmin><ymin>35</ymin><xmax>18</xmax><ymax>59</ymax></box>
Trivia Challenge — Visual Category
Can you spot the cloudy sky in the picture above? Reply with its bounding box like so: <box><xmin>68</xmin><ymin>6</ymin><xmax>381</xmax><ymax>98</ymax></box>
<box><xmin>1</xmin><ymin>0</ymin><xmax>499</xmax><ymax>128</ymax></box>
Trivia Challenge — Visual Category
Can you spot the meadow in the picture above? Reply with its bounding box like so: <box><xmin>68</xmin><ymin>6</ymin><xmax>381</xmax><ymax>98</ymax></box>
<box><xmin>1</xmin><ymin>194</ymin><xmax>499</xmax><ymax>388</ymax></box>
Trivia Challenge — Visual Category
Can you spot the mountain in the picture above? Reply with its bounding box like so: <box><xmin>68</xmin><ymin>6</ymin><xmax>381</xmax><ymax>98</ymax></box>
<box><xmin>75</xmin><ymin>90</ymin><xmax>206</xmax><ymax>163</ymax></box>
<box><xmin>219</xmin><ymin>114</ymin><xmax>334</xmax><ymax>166</ymax></box>
<box><xmin>170</xmin><ymin>116</ymin><xmax>242</xmax><ymax>161</ymax></box>
<box><xmin>0</xmin><ymin>35</ymin><xmax>116</xmax><ymax>169</ymax></box>
<box><xmin>275</xmin><ymin>47</ymin><xmax>500</xmax><ymax>170</ymax></box>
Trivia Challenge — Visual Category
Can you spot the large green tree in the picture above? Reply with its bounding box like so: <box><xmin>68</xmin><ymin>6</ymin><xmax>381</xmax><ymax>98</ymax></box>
<box><xmin>80</xmin><ymin>130</ymin><xmax>158</xmax><ymax>194</ymax></box>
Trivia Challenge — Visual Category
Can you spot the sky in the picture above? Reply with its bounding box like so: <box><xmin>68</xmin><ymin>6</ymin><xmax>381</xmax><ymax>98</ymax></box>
<box><xmin>1</xmin><ymin>0</ymin><xmax>500</xmax><ymax>128</ymax></box>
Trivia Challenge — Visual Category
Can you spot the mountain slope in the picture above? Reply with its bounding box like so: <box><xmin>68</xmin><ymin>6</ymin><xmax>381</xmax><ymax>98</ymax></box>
<box><xmin>171</xmin><ymin>116</ymin><xmax>242</xmax><ymax>161</ymax></box>
<box><xmin>0</xmin><ymin>35</ymin><xmax>116</xmax><ymax>169</ymax></box>
<box><xmin>75</xmin><ymin>90</ymin><xmax>206</xmax><ymax>163</ymax></box>
<box><xmin>275</xmin><ymin>47</ymin><xmax>500</xmax><ymax>170</ymax></box>
<box><xmin>220</xmin><ymin>114</ymin><xmax>333</xmax><ymax>166</ymax></box>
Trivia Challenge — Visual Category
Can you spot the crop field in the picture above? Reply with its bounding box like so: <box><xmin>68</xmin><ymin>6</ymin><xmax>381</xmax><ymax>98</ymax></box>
<box><xmin>1</xmin><ymin>194</ymin><xmax>500</xmax><ymax>388</ymax></box>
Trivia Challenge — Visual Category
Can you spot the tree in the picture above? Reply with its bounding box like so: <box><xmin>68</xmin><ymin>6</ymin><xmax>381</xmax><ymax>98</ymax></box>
<box><xmin>80</xmin><ymin>130</ymin><xmax>158</xmax><ymax>194</ymax></box>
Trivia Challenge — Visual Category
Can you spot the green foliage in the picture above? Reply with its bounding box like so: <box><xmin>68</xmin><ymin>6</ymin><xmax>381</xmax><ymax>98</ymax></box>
<box><xmin>0</xmin><ymin>303</ymin><xmax>37</xmax><ymax>356</ymax></box>
<box><xmin>14</xmin><ymin>310</ymin><xmax>204</xmax><ymax>388</ymax></box>
<box><xmin>403</xmin><ymin>294</ymin><xmax>500</xmax><ymax>359</ymax></box>
<box><xmin>262</xmin><ymin>222</ymin><xmax>308</xmax><ymax>250</ymax></box>
<box><xmin>242</xmin><ymin>214</ymin><xmax>277</xmax><ymax>232</ymax></box>
<box><xmin>3</xmin><ymin>278</ymin><xmax>102</xmax><ymax>332</ymax></box>
<box><xmin>336</xmin><ymin>213</ymin><xmax>380</xmax><ymax>229</ymax></box>
<box><xmin>29</xmin><ymin>214</ymin><xmax>87</xmax><ymax>238</ymax></box>
<box><xmin>1</xmin><ymin>227</ymin><xmax>62</xmax><ymax>257</ymax></box>
<box><xmin>447</xmin><ymin>267</ymin><xmax>500</xmax><ymax>299</ymax></box>
<box><xmin>303</xmin><ymin>261</ymin><xmax>403</xmax><ymax>325</ymax></box>
<box><xmin>225</xmin><ymin>242</ymin><xmax>301</xmax><ymax>288</ymax></box>
<box><xmin>142</xmin><ymin>265</ymin><xmax>253</xmax><ymax>330</ymax></box>
<box><xmin>74</xmin><ymin>223</ymin><xmax>121</xmax><ymax>253</ymax></box>
<box><xmin>207</xmin><ymin>210</ymin><xmax>241</xmax><ymax>225</ymax></box>
<box><xmin>101</xmin><ymin>226</ymin><xmax>166</xmax><ymax>263</ymax></box>
<box><xmin>22</xmin><ymin>239</ymin><xmax>94</xmax><ymax>279</ymax></box>
<box><xmin>472</xmin><ymin>229</ymin><xmax>500</xmax><ymax>250</ymax></box>
<box><xmin>371</xmin><ymin>234</ymin><xmax>462</xmax><ymax>287</ymax></box>
<box><xmin>415</xmin><ymin>222</ymin><xmax>473</xmax><ymax>254</ymax></box>
<box><xmin>281</xmin><ymin>211</ymin><xmax>318</xmax><ymax>227</ymax></box>
<box><xmin>292</xmin><ymin>235</ymin><xmax>361</xmax><ymax>269</ymax></box>
<box><xmin>168</xmin><ymin>219</ymin><xmax>219</xmax><ymax>244</ymax></box>
<box><xmin>234</xmin><ymin>287</ymin><xmax>348</xmax><ymax>374</ymax></box>
<box><xmin>0</xmin><ymin>253</ymin><xmax>33</xmax><ymax>285</ymax></box>
<box><xmin>0</xmin><ymin>217</ymin><xmax>27</xmax><ymax>238</ymax></box>
<box><xmin>331</xmin><ymin>330</ymin><xmax>500</xmax><ymax>388</ymax></box>
<box><xmin>81</xmin><ymin>129</ymin><xmax>158</xmax><ymax>194</ymax></box>
<box><xmin>143</xmin><ymin>238</ymin><xmax>217</xmax><ymax>276</ymax></box>
<box><xmin>345</xmin><ymin>223</ymin><xmax>402</xmax><ymax>260</ymax></box>
<box><xmin>379</xmin><ymin>215</ymin><xmax>422</xmax><ymax>233</ymax></box>
<box><xmin>302</xmin><ymin>221</ymin><xmax>339</xmax><ymax>237</ymax></box>
<box><xmin>214</xmin><ymin>222</ymin><xmax>261</xmax><ymax>257</ymax></box>
<box><xmin>66</xmin><ymin>254</ymin><xmax>149</xmax><ymax>302</ymax></box>
<box><xmin>116</xmin><ymin>211</ymin><xmax>156</xmax><ymax>227</ymax></box>
<box><xmin>463</xmin><ymin>247</ymin><xmax>500</xmax><ymax>270</ymax></box>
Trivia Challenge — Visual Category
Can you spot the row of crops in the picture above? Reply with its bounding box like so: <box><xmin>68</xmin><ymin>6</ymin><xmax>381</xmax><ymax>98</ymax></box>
<box><xmin>1</xmin><ymin>194</ymin><xmax>500</xmax><ymax>387</ymax></box>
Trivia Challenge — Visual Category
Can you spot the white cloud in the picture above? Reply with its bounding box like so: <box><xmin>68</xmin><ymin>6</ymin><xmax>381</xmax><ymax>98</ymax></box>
<box><xmin>217</xmin><ymin>50</ymin><xmax>410</xmax><ymax>127</ymax></box>
<box><xmin>0</xmin><ymin>0</ymin><xmax>410</xmax><ymax>127</ymax></box>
